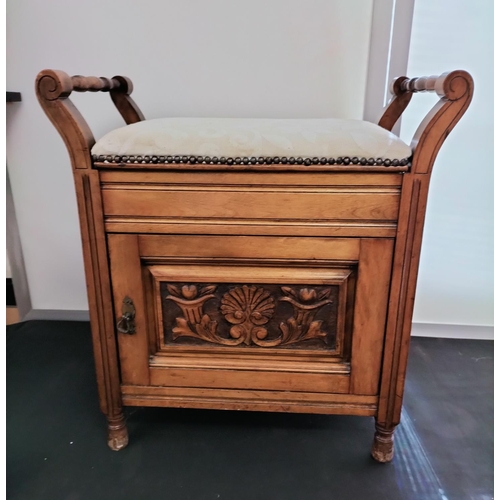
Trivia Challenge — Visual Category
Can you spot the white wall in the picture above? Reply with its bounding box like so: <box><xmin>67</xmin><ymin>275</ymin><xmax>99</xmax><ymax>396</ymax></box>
<box><xmin>10</xmin><ymin>0</ymin><xmax>491</xmax><ymax>330</ymax></box>
<box><xmin>400</xmin><ymin>0</ymin><xmax>493</xmax><ymax>327</ymax></box>
<box><xmin>6</xmin><ymin>0</ymin><xmax>374</xmax><ymax>312</ymax></box>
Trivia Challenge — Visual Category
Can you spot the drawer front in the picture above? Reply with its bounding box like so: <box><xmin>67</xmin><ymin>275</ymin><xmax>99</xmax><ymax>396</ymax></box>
<box><xmin>108</xmin><ymin>234</ymin><xmax>393</xmax><ymax>396</ymax></box>
<box><xmin>102</xmin><ymin>187</ymin><xmax>400</xmax><ymax>221</ymax></box>
<box><xmin>100</xmin><ymin>170</ymin><xmax>402</xmax><ymax>238</ymax></box>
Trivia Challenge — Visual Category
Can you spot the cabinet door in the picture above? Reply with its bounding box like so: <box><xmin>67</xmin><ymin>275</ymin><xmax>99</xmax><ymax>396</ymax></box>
<box><xmin>108</xmin><ymin>234</ymin><xmax>393</xmax><ymax>396</ymax></box>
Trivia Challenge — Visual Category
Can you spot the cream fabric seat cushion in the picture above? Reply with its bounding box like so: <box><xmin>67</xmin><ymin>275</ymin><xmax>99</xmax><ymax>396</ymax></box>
<box><xmin>92</xmin><ymin>117</ymin><xmax>412</xmax><ymax>160</ymax></box>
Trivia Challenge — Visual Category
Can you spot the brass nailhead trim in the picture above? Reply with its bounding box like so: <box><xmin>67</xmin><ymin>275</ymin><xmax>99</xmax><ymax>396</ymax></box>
<box><xmin>92</xmin><ymin>154</ymin><xmax>411</xmax><ymax>167</ymax></box>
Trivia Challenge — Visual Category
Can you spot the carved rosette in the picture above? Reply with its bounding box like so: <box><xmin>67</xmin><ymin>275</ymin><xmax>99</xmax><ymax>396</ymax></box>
<box><xmin>220</xmin><ymin>286</ymin><xmax>278</xmax><ymax>346</ymax></box>
<box><xmin>164</xmin><ymin>283</ymin><xmax>335</xmax><ymax>348</ymax></box>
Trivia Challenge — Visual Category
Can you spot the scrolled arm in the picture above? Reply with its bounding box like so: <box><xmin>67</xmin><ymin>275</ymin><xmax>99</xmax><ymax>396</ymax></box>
<box><xmin>410</xmin><ymin>70</ymin><xmax>473</xmax><ymax>174</ymax></box>
<box><xmin>378</xmin><ymin>70</ymin><xmax>473</xmax><ymax>175</ymax></box>
<box><xmin>36</xmin><ymin>69</ymin><xmax>74</xmax><ymax>101</ymax></box>
<box><xmin>378</xmin><ymin>70</ymin><xmax>473</xmax><ymax>133</ymax></box>
<box><xmin>392</xmin><ymin>70</ymin><xmax>472</xmax><ymax>101</ymax></box>
<box><xmin>35</xmin><ymin>69</ymin><xmax>145</xmax><ymax>170</ymax></box>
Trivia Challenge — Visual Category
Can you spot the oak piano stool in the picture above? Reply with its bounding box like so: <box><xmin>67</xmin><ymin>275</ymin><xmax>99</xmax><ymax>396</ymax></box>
<box><xmin>36</xmin><ymin>69</ymin><xmax>473</xmax><ymax>462</ymax></box>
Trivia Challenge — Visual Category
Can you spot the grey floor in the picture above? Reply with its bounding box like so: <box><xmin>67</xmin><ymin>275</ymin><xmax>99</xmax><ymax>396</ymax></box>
<box><xmin>7</xmin><ymin>320</ymin><xmax>493</xmax><ymax>500</ymax></box>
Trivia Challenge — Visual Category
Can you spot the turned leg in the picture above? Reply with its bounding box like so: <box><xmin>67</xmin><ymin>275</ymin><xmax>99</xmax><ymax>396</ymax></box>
<box><xmin>371</xmin><ymin>423</ymin><xmax>396</xmax><ymax>463</ymax></box>
<box><xmin>107</xmin><ymin>413</ymin><xmax>129</xmax><ymax>451</ymax></box>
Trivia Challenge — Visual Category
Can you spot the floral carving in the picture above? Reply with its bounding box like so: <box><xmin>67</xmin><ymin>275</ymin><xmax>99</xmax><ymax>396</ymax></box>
<box><xmin>164</xmin><ymin>283</ymin><xmax>335</xmax><ymax>348</ymax></box>
<box><xmin>279</xmin><ymin>287</ymin><xmax>332</xmax><ymax>345</ymax></box>
<box><xmin>220</xmin><ymin>286</ymin><xmax>279</xmax><ymax>346</ymax></box>
<box><xmin>165</xmin><ymin>284</ymin><xmax>224</xmax><ymax>344</ymax></box>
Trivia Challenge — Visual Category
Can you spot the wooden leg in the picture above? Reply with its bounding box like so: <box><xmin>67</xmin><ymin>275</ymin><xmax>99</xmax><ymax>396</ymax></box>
<box><xmin>371</xmin><ymin>422</ymin><xmax>395</xmax><ymax>463</ymax></box>
<box><xmin>107</xmin><ymin>413</ymin><xmax>129</xmax><ymax>451</ymax></box>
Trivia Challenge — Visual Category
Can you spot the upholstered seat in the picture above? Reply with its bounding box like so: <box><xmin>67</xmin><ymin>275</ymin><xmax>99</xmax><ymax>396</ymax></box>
<box><xmin>92</xmin><ymin>117</ymin><xmax>412</xmax><ymax>165</ymax></box>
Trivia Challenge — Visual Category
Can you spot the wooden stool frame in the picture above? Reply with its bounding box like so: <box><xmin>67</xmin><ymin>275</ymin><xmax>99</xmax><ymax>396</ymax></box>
<box><xmin>36</xmin><ymin>69</ymin><xmax>473</xmax><ymax>461</ymax></box>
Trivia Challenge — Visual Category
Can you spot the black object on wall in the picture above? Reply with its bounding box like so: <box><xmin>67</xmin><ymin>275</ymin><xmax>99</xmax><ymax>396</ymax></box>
<box><xmin>7</xmin><ymin>279</ymin><xmax>16</xmax><ymax>306</ymax></box>
<box><xmin>6</xmin><ymin>92</ymin><xmax>21</xmax><ymax>103</ymax></box>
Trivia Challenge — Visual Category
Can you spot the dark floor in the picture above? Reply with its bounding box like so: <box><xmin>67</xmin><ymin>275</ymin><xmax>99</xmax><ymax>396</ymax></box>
<box><xmin>7</xmin><ymin>321</ymin><xmax>493</xmax><ymax>500</ymax></box>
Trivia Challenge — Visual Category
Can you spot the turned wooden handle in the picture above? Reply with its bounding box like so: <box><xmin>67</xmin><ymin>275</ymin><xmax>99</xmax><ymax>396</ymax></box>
<box><xmin>36</xmin><ymin>69</ymin><xmax>134</xmax><ymax>100</ymax></box>
<box><xmin>397</xmin><ymin>75</ymin><xmax>440</xmax><ymax>93</ymax></box>
<box><xmin>390</xmin><ymin>70</ymin><xmax>473</xmax><ymax>101</ymax></box>
<box><xmin>71</xmin><ymin>75</ymin><xmax>123</xmax><ymax>93</ymax></box>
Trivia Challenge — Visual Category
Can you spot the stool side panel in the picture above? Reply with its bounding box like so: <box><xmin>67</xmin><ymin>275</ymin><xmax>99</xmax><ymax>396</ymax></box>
<box><xmin>72</xmin><ymin>170</ymin><xmax>126</xmax><ymax>442</ymax></box>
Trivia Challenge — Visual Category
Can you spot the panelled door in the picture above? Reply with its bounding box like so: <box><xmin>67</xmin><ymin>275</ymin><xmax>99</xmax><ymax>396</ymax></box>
<box><xmin>108</xmin><ymin>234</ymin><xmax>393</xmax><ymax>396</ymax></box>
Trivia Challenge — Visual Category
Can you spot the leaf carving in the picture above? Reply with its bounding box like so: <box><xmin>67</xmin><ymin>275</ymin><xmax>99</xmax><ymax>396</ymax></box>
<box><xmin>200</xmin><ymin>285</ymin><xmax>217</xmax><ymax>296</ymax></box>
<box><xmin>166</xmin><ymin>284</ymin><xmax>181</xmax><ymax>298</ymax></box>
<box><xmin>281</xmin><ymin>286</ymin><xmax>297</xmax><ymax>299</ymax></box>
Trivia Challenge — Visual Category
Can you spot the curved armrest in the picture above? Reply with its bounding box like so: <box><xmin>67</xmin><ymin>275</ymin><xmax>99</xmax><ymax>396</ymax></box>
<box><xmin>378</xmin><ymin>70</ymin><xmax>474</xmax><ymax>175</ymax></box>
<box><xmin>35</xmin><ymin>69</ymin><xmax>145</xmax><ymax>170</ymax></box>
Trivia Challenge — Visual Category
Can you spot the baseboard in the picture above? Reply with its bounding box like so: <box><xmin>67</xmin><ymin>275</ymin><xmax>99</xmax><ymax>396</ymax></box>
<box><xmin>24</xmin><ymin>309</ymin><xmax>90</xmax><ymax>322</ymax></box>
<box><xmin>411</xmin><ymin>322</ymin><xmax>493</xmax><ymax>340</ymax></box>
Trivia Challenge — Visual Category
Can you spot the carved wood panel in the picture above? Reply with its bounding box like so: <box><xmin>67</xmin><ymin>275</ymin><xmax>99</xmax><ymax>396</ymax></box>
<box><xmin>160</xmin><ymin>283</ymin><xmax>341</xmax><ymax>350</ymax></box>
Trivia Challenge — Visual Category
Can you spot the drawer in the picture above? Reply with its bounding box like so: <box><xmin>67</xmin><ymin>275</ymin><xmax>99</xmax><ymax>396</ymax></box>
<box><xmin>100</xmin><ymin>170</ymin><xmax>402</xmax><ymax>238</ymax></box>
<box><xmin>102</xmin><ymin>187</ymin><xmax>400</xmax><ymax>220</ymax></box>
